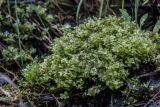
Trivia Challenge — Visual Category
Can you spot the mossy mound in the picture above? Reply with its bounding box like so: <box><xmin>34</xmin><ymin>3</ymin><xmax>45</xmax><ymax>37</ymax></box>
<box><xmin>22</xmin><ymin>16</ymin><xmax>158</xmax><ymax>100</ymax></box>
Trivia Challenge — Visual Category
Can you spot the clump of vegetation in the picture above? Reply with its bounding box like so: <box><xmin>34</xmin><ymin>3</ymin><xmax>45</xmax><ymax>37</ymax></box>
<box><xmin>0</xmin><ymin>1</ymin><xmax>59</xmax><ymax>71</ymax></box>
<box><xmin>22</xmin><ymin>16</ymin><xmax>158</xmax><ymax>100</ymax></box>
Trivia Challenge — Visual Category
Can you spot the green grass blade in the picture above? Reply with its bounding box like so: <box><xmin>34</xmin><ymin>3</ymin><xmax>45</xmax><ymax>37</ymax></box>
<box><xmin>76</xmin><ymin>0</ymin><xmax>83</xmax><ymax>24</ymax></box>
<box><xmin>99</xmin><ymin>0</ymin><xmax>104</xmax><ymax>18</ymax></box>
<box><xmin>153</xmin><ymin>19</ymin><xmax>160</xmax><ymax>33</ymax></box>
<box><xmin>135</xmin><ymin>0</ymin><xmax>139</xmax><ymax>24</ymax></box>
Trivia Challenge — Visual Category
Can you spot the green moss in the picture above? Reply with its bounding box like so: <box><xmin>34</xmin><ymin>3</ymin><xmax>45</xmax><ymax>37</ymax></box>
<box><xmin>22</xmin><ymin>16</ymin><xmax>158</xmax><ymax>99</ymax></box>
<box><xmin>0</xmin><ymin>2</ymin><xmax>55</xmax><ymax>68</ymax></box>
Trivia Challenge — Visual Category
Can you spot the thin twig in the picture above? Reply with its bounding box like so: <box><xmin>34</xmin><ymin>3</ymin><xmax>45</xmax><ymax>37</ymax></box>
<box><xmin>144</xmin><ymin>91</ymin><xmax>160</xmax><ymax>107</ymax></box>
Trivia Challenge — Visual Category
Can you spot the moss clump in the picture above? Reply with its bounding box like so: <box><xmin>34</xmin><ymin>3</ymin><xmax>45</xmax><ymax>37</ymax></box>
<box><xmin>0</xmin><ymin>2</ymin><xmax>55</xmax><ymax>69</ymax></box>
<box><xmin>22</xmin><ymin>16</ymin><xmax>158</xmax><ymax>99</ymax></box>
